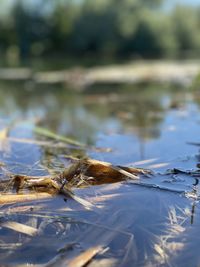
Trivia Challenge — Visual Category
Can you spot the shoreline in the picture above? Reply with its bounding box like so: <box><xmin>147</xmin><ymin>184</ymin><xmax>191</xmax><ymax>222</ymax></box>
<box><xmin>0</xmin><ymin>61</ymin><xmax>199</xmax><ymax>88</ymax></box>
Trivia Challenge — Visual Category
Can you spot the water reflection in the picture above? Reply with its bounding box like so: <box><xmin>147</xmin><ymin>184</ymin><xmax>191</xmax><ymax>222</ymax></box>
<box><xmin>0</xmin><ymin>182</ymin><xmax>197</xmax><ymax>267</ymax></box>
<box><xmin>1</xmin><ymin>82</ymin><xmax>200</xmax><ymax>266</ymax></box>
<box><xmin>0</xmin><ymin>82</ymin><xmax>199</xmax><ymax>165</ymax></box>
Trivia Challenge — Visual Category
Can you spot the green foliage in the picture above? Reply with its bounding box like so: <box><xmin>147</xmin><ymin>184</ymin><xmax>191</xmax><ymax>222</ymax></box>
<box><xmin>172</xmin><ymin>6</ymin><xmax>200</xmax><ymax>57</ymax></box>
<box><xmin>0</xmin><ymin>0</ymin><xmax>200</xmax><ymax>61</ymax></box>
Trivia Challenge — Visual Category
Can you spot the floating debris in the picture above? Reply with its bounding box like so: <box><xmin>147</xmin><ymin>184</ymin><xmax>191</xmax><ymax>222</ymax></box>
<box><xmin>1</xmin><ymin>221</ymin><xmax>38</xmax><ymax>236</ymax></box>
<box><xmin>0</xmin><ymin>158</ymin><xmax>151</xmax><ymax>210</ymax></box>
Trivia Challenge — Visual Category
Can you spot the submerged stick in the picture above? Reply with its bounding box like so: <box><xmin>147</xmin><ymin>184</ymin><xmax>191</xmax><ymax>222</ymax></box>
<box><xmin>1</xmin><ymin>172</ymin><xmax>94</xmax><ymax>210</ymax></box>
<box><xmin>1</xmin><ymin>221</ymin><xmax>38</xmax><ymax>236</ymax></box>
<box><xmin>67</xmin><ymin>246</ymin><xmax>103</xmax><ymax>267</ymax></box>
<box><xmin>0</xmin><ymin>192</ymin><xmax>52</xmax><ymax>205</ymax></box>
<box><xmin>60</xmin><ymin>186</ymin><xmax>94</xmax><ymax>210</ymax></box>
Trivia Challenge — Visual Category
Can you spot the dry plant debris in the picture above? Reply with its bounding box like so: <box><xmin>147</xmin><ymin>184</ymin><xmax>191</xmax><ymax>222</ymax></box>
<box><xmin>1</xmin><ymin>221</ymin><xmax>38</xmax><ymax>236</ymax></box>
<box><xmin>0</xmin><ymin>192</ymin><xmax>52</xmax><ymax>205</ymax></box>
<box><xmin>66</xmin><ymin>246</ymin><xmax>103</xmax><ymax>267</ymax></box>
<box><xmin>0</xmin><ymin>158</ymin><xmax>151</xmax><ymax>209</ymax></box>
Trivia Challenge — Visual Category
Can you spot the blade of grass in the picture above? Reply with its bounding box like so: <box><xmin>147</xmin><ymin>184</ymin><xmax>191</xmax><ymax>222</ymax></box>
<box><xmin>8</xmin><ymin>137</ymin><xmax>68</xmax><ymax>148</ymax></box>
<box><xmin>34</xmin><ymin>126</ymin><xmax>85</xmax><ymax>147</ymax></box>
<box><xmin>61</xmin><ymin>186</ymin><xmax>94</xmax><ymax>210</ymax></box>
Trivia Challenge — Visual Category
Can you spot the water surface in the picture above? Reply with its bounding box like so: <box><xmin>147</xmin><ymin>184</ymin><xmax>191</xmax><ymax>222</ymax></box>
<box><xmin>0</xmin><ymin>82</ymin><xmax>200</xmax><ymax>266</ymax></box>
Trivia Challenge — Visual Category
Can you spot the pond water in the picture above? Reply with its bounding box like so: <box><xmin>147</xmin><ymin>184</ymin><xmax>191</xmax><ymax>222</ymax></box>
<box><xmin>0</xmin><ymin>81</ymin><xmax>200</xmax><ymax>266</ymax></box>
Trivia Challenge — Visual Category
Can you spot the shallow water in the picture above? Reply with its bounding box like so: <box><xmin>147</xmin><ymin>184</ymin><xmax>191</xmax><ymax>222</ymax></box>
<box><xmin>0</xmin><ymin>82</ymin><xmax>200</xmax><ymax>266</ymax></box>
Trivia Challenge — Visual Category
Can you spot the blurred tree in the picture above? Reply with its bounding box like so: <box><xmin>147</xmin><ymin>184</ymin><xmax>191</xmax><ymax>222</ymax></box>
<box><xmin>70</xmin><ymin>9</ymin><xmax>119</xmax><ymax>56</ymax></box>
<box><xmin>172</xmin><ymin>6</ymin><xmax>200</xmax><ymax>57</ymax></box>
<box><xmin>49</xmin><ymin>0</ymin><xmax>80</xmax><ymax>52</ymax></box>
<box><xmin>12</xmin><ymin>0</ymin><xmax>51</xmax><ymax>58</ymax></box>
<box><xmin>123</xmin><ymin>13</ymin><xmax>178</xmax><ymax>58</ymax></box>
<box><xmin>0</xmin><ymin>0</ymin><xmax>200</xmax><ymax>62</ymax></box>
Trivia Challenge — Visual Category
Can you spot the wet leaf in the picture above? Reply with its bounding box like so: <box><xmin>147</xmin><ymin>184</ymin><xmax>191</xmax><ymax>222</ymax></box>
<box><xmin>63</xmin><ymin>158</ymin><xmax>151</xmax><ymax>186</ymax></box>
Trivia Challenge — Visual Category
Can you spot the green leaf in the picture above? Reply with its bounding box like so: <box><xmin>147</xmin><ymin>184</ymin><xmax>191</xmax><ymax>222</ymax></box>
<box><xmin>34</xmin><ymin>126</ymin><xmax>85</xmax><ymax>147</ymax></box>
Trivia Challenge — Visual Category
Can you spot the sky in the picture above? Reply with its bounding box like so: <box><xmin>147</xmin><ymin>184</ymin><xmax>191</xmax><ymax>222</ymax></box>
<box><xmin>175</xmin><ymin>0</ymin><xmax>199</xmax><ymax>5</ymax></box>
<box><xmin>167</xmin><ymin>0</ymin><xmax>200</xmax><ymax>7</ymax></box>
<box><xmin>1</xmin><ymin>0</ymin><xmax>200</xmax><ymax>14</ymax></box>
<box><xmin>164</xmin><ymin>0</ymin><xmax>200</xmax><ymax>11</ymax></box>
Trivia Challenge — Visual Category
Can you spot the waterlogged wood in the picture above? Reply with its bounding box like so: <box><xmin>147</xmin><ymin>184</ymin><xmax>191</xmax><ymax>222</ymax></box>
<box><xmin>67</xmin><ymin>246</ymin><xmax>103</xmax><ymax>267</ymax></box>
<box><xmin>1</xmin><ymin>221</ymin><xmax>38</xmax><ymax>236</ymax></box>
<box><xmin>0</xmin><ymin>192</ymin><xmax>51</xmax><ymax>204</ymax></box>
<box><xmin>22</xmin><ymin>245</ymin><xmax>103</xmax><ymax>267</ymax></box>
<box><xmin>88</xmin><ymin>258</ymin><xmax>118</xmax><ymax>267</ymax></box>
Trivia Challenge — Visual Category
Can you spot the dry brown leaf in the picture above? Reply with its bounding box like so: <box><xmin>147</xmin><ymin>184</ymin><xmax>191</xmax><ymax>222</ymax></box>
<box><xmin>0</xmin><ymin>158</ymin><xmax>150</xmax><ymax>210</ymax></box>
<box><xmin>63</xmin><ymin>158</ymin><xmax>151</xmax><ymax>186</ymax></box>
